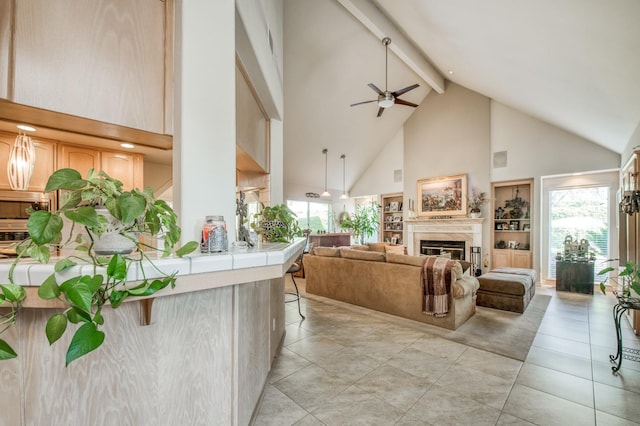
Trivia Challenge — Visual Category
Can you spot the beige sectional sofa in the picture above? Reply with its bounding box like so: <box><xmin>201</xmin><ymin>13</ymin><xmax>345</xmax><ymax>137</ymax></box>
<box><xmin>303</xmin><ymin>243</ymin><xmax>480</xmax><ymax>330</ymax></box>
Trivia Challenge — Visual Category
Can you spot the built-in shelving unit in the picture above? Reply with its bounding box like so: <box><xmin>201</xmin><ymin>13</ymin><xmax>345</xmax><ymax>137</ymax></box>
<box><xmin>491</xmin><ymin>179</ymin><xmax>534</xmax><ymax>269</ymax></box>
<box><xmin>380</xmin><ymin>192</ymin><xmax>403</xmax><ymax>244</ymax></box>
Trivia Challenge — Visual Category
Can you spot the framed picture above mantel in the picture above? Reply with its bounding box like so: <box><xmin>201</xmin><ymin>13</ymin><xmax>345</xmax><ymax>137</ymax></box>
<box><xmin>417</xmin><ymin>174</ymin><xmax>468</xmax><ymax>218</ymax></box>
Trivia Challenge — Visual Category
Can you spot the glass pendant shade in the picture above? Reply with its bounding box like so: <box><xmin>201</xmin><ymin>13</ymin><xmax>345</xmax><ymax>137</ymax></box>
<box><xmin>8</xmin><ymin>131</ymin><xmax>36</xmax><ymax>191</ymax></box>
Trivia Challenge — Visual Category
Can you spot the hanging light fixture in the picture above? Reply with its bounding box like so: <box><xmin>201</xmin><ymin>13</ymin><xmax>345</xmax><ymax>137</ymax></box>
<box><xmin>340</xmin><ymin>154</ymin><xmax>348</xmax><ymax>199</ymax></box>
<box><xmin>8</xmin><ymin>125</ymin><xmax>36</xmax><ymax>191</ymax></box>
<box><xmin>320</xmin><ymin>148</ymin><xmax>331</xmax><ymax>198</ymax></box>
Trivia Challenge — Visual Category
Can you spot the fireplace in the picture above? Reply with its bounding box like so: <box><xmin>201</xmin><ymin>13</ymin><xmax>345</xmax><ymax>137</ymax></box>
<box><xmin>406</xmin><ymin>217</ymin><xmax>484</xmax><ymax>262</ymax></box>
<box><xmin>421</xmin><ymin>240</ymin><xmax>465</xmax><ymax>260</ymax></box>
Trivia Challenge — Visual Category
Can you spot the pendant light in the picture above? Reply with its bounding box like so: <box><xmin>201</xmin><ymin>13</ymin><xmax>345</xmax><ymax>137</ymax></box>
<box><xmin>320</xmin><ymin>148</ymin><xmax>331</xmax><ymax>198</ymax></box>
<box><xmin>8</xmin><ymin>125</ymin><xmax>36</xmax><ymax>191</ymax></box>
<box><xmin>340</xmin><ymin>154</ymin><xmax>348</xmax><ymax>199</ymax></box>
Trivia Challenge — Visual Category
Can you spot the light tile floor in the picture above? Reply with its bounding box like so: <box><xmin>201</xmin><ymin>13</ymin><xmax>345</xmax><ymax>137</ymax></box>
<box><xmin>254</xmin><ymin>281</ymin><xmax>640</xmax><ymax>425</ymax></box>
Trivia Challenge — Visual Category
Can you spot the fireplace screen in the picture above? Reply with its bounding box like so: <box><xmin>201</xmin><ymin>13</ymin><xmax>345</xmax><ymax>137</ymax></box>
<box><xmin>420</xmin><ymin>240</ymin><xmax>465</xmax><ymax>260</ymax></box>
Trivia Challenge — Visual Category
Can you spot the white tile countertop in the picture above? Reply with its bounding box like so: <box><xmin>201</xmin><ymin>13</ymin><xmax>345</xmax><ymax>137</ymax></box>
<box><xmin>0</xmin><ymin>238</ymin><xmax>306</xmax><ymax>308</ymax></box>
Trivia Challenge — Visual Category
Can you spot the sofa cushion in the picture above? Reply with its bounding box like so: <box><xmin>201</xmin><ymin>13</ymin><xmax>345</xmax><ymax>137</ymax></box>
<box><xmin>340</xmin><ymin>248</ymin><xmax>386</xmax><ymax>262</ymax></box>
<box><xmin>349</xmin><ymin>245</ymin><xmax>370</xmax><ymax>251</ymax></box>
<box><xmin>366</xmin><ymin>242</ymin><xmax>390</xmax><ymax>253</ymax></box>
<box><xmin>477</xmin><ymin>272</ymin><xmax>533</xmax><ymax>296</ymax></box>
<box><xmin>312</xmin><ymin>247</ymin><xmax>341</xmax><ymax>257</ymax></box>
<box><xmin>384</xmin><ymin>244</ymin><xmax>406</xmax><ymax>255</ymax></box>
<box><xmin>386</xmin><ymin>252</ymin><xmax>425</xmax><ymax>267</ymax></box>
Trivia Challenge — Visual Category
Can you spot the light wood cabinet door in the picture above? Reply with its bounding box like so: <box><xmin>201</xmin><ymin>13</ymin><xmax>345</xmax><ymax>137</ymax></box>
<box><xmin>11</xmin><ymin>0</ymin><xmax>168</xmax><ymax>133</ymax></box>
<box><xmin>493</xmin><ymin>250</ymin><xmax>511</xmax><ymax>268</ymax></box>
<box><xmin>0</xmin><ymin>136</ymin><xmax>12</xmax><ymax>189</ymax></box>
<box><xmin>512</xmin><ymin>251</ymin><xmax>532</xmax><ymax>269</ymax></box>
<box><xmin>58</xmin><ymin>145</ymin><xmax>100</xmax><ymax>177</ymax></box>
<box><xmin>101</xmin><ymin>151</ymin><xmax>143</xmax><ymax>191</ymax></box>
<box><xmin>28</xmin><ymin>140</ymin><xmax>56</xmax><ymax>192</ymax></box>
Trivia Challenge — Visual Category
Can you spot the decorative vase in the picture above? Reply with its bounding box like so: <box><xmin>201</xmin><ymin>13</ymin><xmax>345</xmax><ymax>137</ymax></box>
<box><xmin>469</xmin><ymin>211</ymin><xmax>481</xmax><ymax>219</ymax></box>
<box><xmin>260</xmin><ymin>220</ymin><xmax>287</xmax><ymax>242</ymax></box>
<box><xmin>92</xmin><ymin>208</ymin><xmax>137</xmax><ymax>255</ymax></box>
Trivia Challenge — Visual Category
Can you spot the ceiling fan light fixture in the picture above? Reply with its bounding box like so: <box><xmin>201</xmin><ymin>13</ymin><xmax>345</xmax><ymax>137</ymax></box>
<box><xmin>378</xmin><ymin>93</ymin><xmax>394</xmax><ymax>108</ymax></box>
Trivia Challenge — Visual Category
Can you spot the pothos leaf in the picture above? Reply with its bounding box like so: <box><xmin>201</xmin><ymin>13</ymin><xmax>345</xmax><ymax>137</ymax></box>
<box><xmin>27</xmin><ymin>211</ymin><xmax>63</xmax><ymax>245</ymax></box>
<box><xmin>37</xmin><ymin>274</ymin><xmax>60</xmax><ymax>300</ymax></box>
<box><xmin>65</xmin><ymin>322</ymin><xmax>105</xmax><ymax>366</ymax></box>
<box><xmin>117</xmin><ymin>192</ymin><xmax>146</xmax><ymax>225</ymax></box>
<box><xmin>176</xmin><ymin>241</ymin><xmax>199</xmax><ymax>257</ymax></box>
<box><xmin>106</xmin><ymin>254</ymin><xmax>127</xmax><ymax>281</ymax></box>
<box><xmin>64</xmin><ymin>206</ymin><xmax>102</xmax><ymax>229</ymax></box>
<box><xmin>0</xmin><ymin>339</ymin><xmax>18</xmax><ymax>360</ymax></box>
<box><xmin>45</xmin><ymin>314</ymin><xmax>67</xmax><ymax>345</ymax></box>
<box><xmin>54</xmin><ymin>259</ymin><xmax>77</xmax><ymax>273</ymax></box>
<box><xmin>44</xmin><ymin>168</ymin><xmax>85</xmax><ymax>192</ymax></box>
<box><xmin>1</xmin><ymin>283</ymin><xmax>26</xmax><ymax>303</ymax></box>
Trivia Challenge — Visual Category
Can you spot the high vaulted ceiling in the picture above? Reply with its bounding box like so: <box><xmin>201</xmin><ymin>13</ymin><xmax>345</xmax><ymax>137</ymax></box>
<box><xmin>283</xmin><ymin>0</ymin><xmax>640</xmax><ymax>196</ymax></box>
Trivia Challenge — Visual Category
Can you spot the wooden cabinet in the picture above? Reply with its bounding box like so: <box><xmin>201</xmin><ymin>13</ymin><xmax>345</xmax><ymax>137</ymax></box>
<box><xmin>491</xmin><ymin>179</ymin><xmax>534</xmax><ymax>269</ymax></box>
<box><xmin>10</xmin><ymin>0</ymin><xmax>171</xmax><ymax>134</ymax></box>
<box><xmin>619</xmin><ymin>153</ymin><xmax>640</xmax><ymax>335</ymax></box>
<box><xmin>0</xmin><ymin>131</ymin><xmax>55</xmax><ymax>192</ymax></box>
<box><xmin>29</xmin><ymin>140</ymin><xmax>56</xmax><ymax>192</ymax></box>
<box><xmin>101</xmin><ymin>151</ymin><xmax>144</xmax><ymax>191</ymax></box>
<box><xmin>380</xmin><ymin>192</ymin><xmax>403</xmax><ymax>244</ymax></box>
<box><xmin>58</xmin><ymin>145</ymin><xmax>100</xmax><ymax>177</ymax></box>
<box><xmin>58</xmin><ymin>144</ymin><xmax>143</xmax><ymax>191</ymax></box>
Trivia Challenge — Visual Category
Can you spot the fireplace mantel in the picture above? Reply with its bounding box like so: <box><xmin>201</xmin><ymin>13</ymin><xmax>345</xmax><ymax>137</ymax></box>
<box><xmin>406</xmin><ymin>217</ymin><xmax>484</xmax><ymax>259</ymax></box>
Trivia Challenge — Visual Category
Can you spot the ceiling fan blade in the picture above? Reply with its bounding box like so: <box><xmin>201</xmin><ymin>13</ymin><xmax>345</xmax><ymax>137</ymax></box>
<box><xmin>350</xmin><ymin>99</ymin><xmax>378</xmax><ymax>107</ymax></box>
<box><xmin>377</xmin><ymin>107</ymin><xmax>385</xmax><ymax>117</ymax></box>
<box><xmin>394</xmin><ymin>98</ymin><xmax>418</xmax><ymax>108</ymax></box>
<box><xmin>368</xmin><ymin>83</ymin><xmax>384</xmax><ymax>96</ymax></box>
<box><xmin>391</xmin><ymin>83</ymin><xmax>419</xmax><ymax>97</ymax></box>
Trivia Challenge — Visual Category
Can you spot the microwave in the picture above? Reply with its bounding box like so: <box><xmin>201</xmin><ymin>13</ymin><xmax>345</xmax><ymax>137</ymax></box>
<box><xmin>0</xmin><ymin>191</ymin><xmax>53</xmax><ymax>249</ymax></box>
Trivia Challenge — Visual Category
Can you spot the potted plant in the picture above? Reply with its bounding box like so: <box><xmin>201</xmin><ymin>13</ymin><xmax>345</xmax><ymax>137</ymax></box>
<box><xmin>504</xmin><ymin>189</ymin><xmax>528</xmax><ymax>219</ymax></box>
<box><xmin>339</xmin><ymin>202</ymin><xmax>381</xmax><ymax>245</ymax></box>
<box><xmin>0</xmin><ymin>168</ymin><xmax>198</xmax><ymax>365</ymax></box>
<box><xmin>468</xmin><ymin>190</ymin><xmax>488</xmax><ymax>218</ymax></box>
<box><xmin>252</xmin><ymin>203</ymin><xmax>301</xmax><ymax>242</ymax></box>
<box><xmin>598</xmin><ymin>260</ymin><xmax>640</xmax><ymax>298</ymax></box>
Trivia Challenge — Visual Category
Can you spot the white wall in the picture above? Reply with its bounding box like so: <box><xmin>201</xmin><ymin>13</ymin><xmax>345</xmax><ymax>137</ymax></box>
<box><xmin>350</xmin><ymin>128</ymin><xmax>404</xmax><ymax>197</ymax></box>
<box><xmin>404</xmin><ymin>82</ymin><xmax>492</xmax><ymax>256</ymax></box>
<box><xmin>491</xmin><ymin>101</ymin><xmax>620</xmax><ymax>271</ymax></box>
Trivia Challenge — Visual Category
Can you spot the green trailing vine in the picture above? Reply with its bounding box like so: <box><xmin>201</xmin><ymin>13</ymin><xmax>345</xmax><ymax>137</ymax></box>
<box><xmin>0</xmin><ymin>168</ymin><xmax>198</xmax><ymax>365</ymax></box>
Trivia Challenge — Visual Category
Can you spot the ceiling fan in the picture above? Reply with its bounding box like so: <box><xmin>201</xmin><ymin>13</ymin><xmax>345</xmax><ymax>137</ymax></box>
<box><xmin>350</xmin><ymin>37</ymin><xmax>420</xmax><ymax>117</ymax></box>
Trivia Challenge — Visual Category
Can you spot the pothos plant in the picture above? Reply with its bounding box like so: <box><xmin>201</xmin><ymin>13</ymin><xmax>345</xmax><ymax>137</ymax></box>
<box><xmin>0</xmin><ymin>168</ymin><xmax>198</xmax><ymax>366</ymax></box>
<box><xmin>598</xmin><ymin>259</ymin><xmax>640</xmax><ymax>298</ymax></box>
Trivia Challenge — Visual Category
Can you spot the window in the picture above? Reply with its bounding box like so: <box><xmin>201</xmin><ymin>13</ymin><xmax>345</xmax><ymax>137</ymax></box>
<box><xmin>548</xmin><ymin>187</ymin><xmax>609</xmax><ymax>278</ymax></box>
<box><xmin>287</xmin><ymin>200</ymin><xmax>332</xmax><ymax>233</ymax></box>
<box><xmin>541</xmin><ymin>171</ymin><xmax>619</xmax><ymax>283</ymax></box>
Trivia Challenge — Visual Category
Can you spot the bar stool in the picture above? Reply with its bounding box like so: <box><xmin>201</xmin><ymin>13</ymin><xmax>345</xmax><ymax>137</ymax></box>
<box><xmin>285</xmin><ymin>230</ymin><xmax>310</xmax><ymax>319</ymax></box>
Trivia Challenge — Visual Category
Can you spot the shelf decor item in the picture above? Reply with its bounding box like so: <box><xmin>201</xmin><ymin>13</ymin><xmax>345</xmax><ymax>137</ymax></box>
<box><xmin>468</xmin><ymin>189</ymin><xmax>488</xmax><ymax>218</ymax></box>
<box><xmin>417</xmin><ymin>174</ymin><xmax>467</xmax><ymax>217</ymax></box>
<box><xmin>504</xmin><ymin>188</ymin><xmax>529</xmax><ymax>219</ymax></box>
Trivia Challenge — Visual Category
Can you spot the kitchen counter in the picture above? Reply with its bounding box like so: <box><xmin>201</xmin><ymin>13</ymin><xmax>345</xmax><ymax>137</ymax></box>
<box><xmin>0</xmin><ymin>239</ymin><xmax>305</xmax><ymax>424</ymax></box>
<box><xmin>0</xmin><ymin>239</ymin><xmax>305</xmax><ymax>308</ymax></box>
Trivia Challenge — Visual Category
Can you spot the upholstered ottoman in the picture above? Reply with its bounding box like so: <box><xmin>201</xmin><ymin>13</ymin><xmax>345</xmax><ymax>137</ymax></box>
<box><xmin>477</xmin><ymin>267</ymin><xmax>537</xmax><ymax>313</ymax></box>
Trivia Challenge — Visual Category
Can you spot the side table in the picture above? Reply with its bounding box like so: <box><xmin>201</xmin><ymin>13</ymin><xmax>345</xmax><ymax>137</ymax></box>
<box><xmin>556</xmin><ymin>260</ymin><xmax>594</xmax><ymax>294</ymax></box>
<box><xmin>610</xmin><ymin>293</ymin><xmax>640</xmax><ymax>373</ymax></box>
